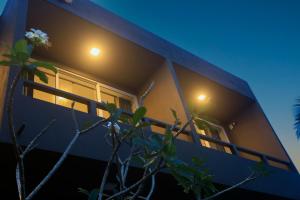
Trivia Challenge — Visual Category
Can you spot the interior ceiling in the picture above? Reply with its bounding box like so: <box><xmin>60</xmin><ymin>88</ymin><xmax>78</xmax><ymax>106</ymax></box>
<box><xmin>174</xmin><ymin>64</ymin><xmax>254</xmax><ymax>124</ymax></box>
<box><xmin>26</xmin><ymin>0</ymin><xmax>164</xmax><ymax>94</ymax></box>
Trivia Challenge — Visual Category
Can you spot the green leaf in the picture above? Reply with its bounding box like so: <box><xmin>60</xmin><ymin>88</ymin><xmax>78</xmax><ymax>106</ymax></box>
<box><xmin>34</xmin><ymin>69</ymin><xmax>48</xmax><ymax>84</ymax></box>
<box><xmin>78</xmin><ymin>188</ymin><xmax>89</xmax><ymax>196</ymax></box>
<box><xmin>131</xmin><ymin>155</ymin><xmax>145</xmax><ymax>166</ymax></box>
<box><xmin>252</xmin><ymin>161</ymin><xmax>270</xmax><ymax>177</ymax></box>
<box><xmin>16</xmin><ymin>52</ymin><xmax>29</xmax><ymax>64</ymax></box>
<box><xmin>14</xmin><ymin>40</ymin><xmax>30</xmax><ymax>63</ymax></box>
<box><xmin>104</xmin><ymin>103</ymin><xmax>117</xmax><ymax>114</ymax></box>
<box><xmin>103</xmin><ymin>103</ymin><xmax>122</xmax><ymax>122</ymax></box>
<box><xmin>132</xmin><ymin>136</ymin><xmax>147</xmax><ymax>147</ymax></box>
<box><xmin>0</xmin><ymin>60</ymin><xmax>11</xmax><ymax>66</ymax></box>
<box><xmin>136</xmin><ymin>121</ymin><xmax>151</xmax><ymax>128</ymax></box>
<box><xmin>14</xmin><ymin>39</ymin><xmax>28</xmax><ymax>54</ymax></box>
<box><xmin>171</xmin><ymin>109</ymin><xmax>178</xmax><ymax>121</ymax></box>
<box><xmin>150</xmin><ymin>134</ymin><xmax>163</xmax><ymax>150</ymax></box>
<box><xmin>32</xmin><ymin>61</ymin><xmax>57</xmax><ymax>74</ymax></box>
<box><xmin>132</xmin><ymin>107</ymin><xmax>147</xmax><ymax>125</ymax></box>
<box><xmin>88</xmin><ymin>189</ymin><xmax>99</xmax><ymax>200</ymax></box>
<box><xmin>191</xmin><ymin>157</ymin><xmax>204</xmax><ymax>168</ymax></box>
<box><xmin>163</xmin><ymin>130</ymin><xmax>176</xmax><ymax>157</ymax></box>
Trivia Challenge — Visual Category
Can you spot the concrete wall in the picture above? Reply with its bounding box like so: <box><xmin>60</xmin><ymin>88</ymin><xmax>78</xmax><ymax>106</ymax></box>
<box><xmin>230</xmin><ymin>103</ymin><xmax>289</xmax><ymax>161</ymax></box>
<box><xmin>141</xmin><ymin>62</ymin><xmax>191</xmax><ymax>141</ymax></box>
<box><xmin>0</xmin><ymin>94</ymin><xmax>299</xmax><ymax>199</ymax></box>
<box><xmin>0</xmin><ymin>67</ymin><xmax>9</xmax><ymax>125</ymax></box>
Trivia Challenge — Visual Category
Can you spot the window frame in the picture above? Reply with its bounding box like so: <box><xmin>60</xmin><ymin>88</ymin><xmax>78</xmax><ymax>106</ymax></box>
<box><xmin>31</xmin><ymin>65</ymin><xmax>139</xmax><ymax>115</ymax></box>
<box><xmin>194</xmin><ymin>117</ymin><xmax>231</xmax><ymax>153</ymax></box>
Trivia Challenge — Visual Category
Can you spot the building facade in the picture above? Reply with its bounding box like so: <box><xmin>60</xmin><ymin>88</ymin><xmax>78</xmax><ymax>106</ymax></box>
<box><xmin>0</xmin><ymin>0</ymin><xmax>300</xmax><ymax>199</ymax></box>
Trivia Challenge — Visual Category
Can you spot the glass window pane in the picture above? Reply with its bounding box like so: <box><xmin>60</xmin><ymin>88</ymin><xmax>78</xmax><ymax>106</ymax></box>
<box><xmin>100</xmin><ymin>92</ymin><xmax>117</xmax><ymax>118</ymax></box>
<box><xmin>59</xmin><ymin>72</ymin><xmax>97</xmax><ymax>101</ymax></box>
<box><xmin>101</xmin><ymin>92</ymin><xmax>117</xmax><ymax>104</ymax></box>
<box><xmin>119</xmin><ymin>97</ymin><xmax>132</xmax><ymax>112</ymax></box>
<box><xmin>33</xmin><ymin>71</ymin><xmax>56</xmax><ymax>103</ymax></box>
<box><xmin>57</xmin><ymin>72</ymin><xmax>96</xmax><ymax>113</ymax></box>
<box><xmin>73</xmin><ymin>82</ymin><xmax>96</xmax><ymax>100</ymax></box>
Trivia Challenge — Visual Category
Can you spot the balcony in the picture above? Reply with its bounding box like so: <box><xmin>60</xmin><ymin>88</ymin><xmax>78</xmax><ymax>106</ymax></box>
<box><xmin>20</xmin><ymin>79</ymin><xmax>296</xmax><ymax>172</ymax></box>
<box><xmin>1</xmin><ymin>0</ymin><xmax>300</xmax><ymax>199</ymax></box>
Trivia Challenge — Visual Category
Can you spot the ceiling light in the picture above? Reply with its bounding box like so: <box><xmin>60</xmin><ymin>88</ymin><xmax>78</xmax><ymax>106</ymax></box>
<box><xmin>90</xmin><ymin>47</ymin><xmax>100</xmax><ymax>56</ymax></box>
<box><xmin>197</xmin><ymin>94</ymin><xmax>207</xmax><ymax>101</ymax></box>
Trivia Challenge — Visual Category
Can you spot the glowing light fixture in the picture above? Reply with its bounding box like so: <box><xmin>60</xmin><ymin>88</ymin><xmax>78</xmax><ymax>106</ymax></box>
<box><xmin>90</xmin><ymin>47</ymin><xmax>100</xmax><ymax>56</ymax></box>
<box><xmin>197</xmin><ymin>94</ymin><xmax>207</xmax><ymax>101</ymax></box>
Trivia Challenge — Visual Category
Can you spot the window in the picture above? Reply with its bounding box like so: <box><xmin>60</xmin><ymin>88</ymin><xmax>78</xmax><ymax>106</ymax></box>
<box><xmin>32</xmin><ymin>68</ymin><xmax>56</xmax><ymax>104</ymax></box>
<box><xmin>28</xmin><ymin>66</ymin><xmax>137</xmax><ymax>115</ymax></box>
<box><xmin>57</xmin><ymin>72</ymin><xmax>97</xmax><ymax>112</ymax></box>
<box><xmin>194</xmin><ymin>118</ymin><xmax>231</xmax><ymax>154</ymax></box>
<box><xmin>98</xmin><ymin>86</ymin><xmax>133</xmax><ymax>118</ymax></box>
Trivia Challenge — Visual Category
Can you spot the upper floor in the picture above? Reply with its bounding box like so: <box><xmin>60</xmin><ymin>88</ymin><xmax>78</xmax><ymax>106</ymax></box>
<box><xmin>0</xmin><ymin>0</ymin><xmax>300</xmax><ymax>199</ymax></box>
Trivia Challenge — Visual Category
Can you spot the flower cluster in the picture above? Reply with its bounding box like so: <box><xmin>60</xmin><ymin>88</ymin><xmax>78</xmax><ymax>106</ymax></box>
<box><xmin>106</xmin><ymin>121</ymin><xmax>121</xmax><ymax>134</ymax></box>
<box><xmin>25</xmin><ymin>28</ymin><xmax>50</xmax><ymax>47</ymax></box>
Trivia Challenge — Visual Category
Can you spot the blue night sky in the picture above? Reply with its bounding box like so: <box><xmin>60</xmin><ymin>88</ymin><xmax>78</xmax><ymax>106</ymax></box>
<box><xmin>92</xmin><ymin>0</ymin><xmax>300</xmax><ymax>169</ymax></box>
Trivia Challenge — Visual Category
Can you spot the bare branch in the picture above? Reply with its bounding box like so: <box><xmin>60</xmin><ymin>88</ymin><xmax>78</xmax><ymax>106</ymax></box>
<box><xmin>80</xmin><ymin>118</ymin><xmax>108</xmax><ymax>134</ymax></box>
<box><xmin>106</xmin><ymin>166</ymin><xmax>162</xmax><ymax>200</ymax></box>
<box><xmin>174</xmin><ymin>118</ymin><xmax>193</xmax><ymax>138</ymax></box>
<box><xmin>97</xmin><ymin>141</ymin><xmax>122</xmax><ymax>200</ymax></box>
<box><xmin>16</xmin><ymin>164</ymin><xmax>22</xmax><ymax>200</ymax></box>
<box><xmin>202</xmin><ymin>172</ymin><xmax>257</xmax><ymax>200</ymax></box>
<box><xmin>145</xmin><ymin>172</ymin><xmax>155</xmax><ymax>200</ymax></box>
<box><xmin>22</xmin><ymin>119</ymin><xmax>56</xmax><ymax>157</ymax></box>
<box><xmin>129</xmin><ymin>167</ymin><xmax>149</xmax><ymax>200</ymax></box>
<box><xmin>139</xmin><ymin>81</ymin><xmax>155</xmax><ymax>106</ymax></box>
<box><xmin>25</xmin><ymin>106</ymin><xmax>106</xmax><ymax>200</ymax></box>
<box><xmin>7</xmin><ymin>69</ymin><xmax>26</xmax><ymax>199</ymax></box>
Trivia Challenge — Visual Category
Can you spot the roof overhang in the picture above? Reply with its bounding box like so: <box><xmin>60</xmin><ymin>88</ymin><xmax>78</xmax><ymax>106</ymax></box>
<box><xmin>45</xmin><ymin>0</ymin><xmax>256</xmax><ymax>100</ymax></box>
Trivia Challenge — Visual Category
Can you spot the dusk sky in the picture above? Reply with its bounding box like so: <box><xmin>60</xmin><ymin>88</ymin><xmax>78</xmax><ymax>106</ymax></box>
<box><xmin>92</xmin><ymin>0</ymin><xmax>300</xmax><ymax>169</ymax></box>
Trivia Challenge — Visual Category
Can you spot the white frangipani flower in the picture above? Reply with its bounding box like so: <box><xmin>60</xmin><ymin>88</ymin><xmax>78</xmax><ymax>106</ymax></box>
<box><xmin>25</xmin><ymin>32</ymin><xmax>34</xmax><ymax>39</ymax></box>
<box><xmin>106</xmin><ymin>122</ymin><xmax>112</xmax><ymax>128</ymax></box>
<box><xmin>25</xmin><ymin>28</ymin><xmax>49</xmax><ymax>46</ymax></box>
<box><xmin>113</xmin><ymin>123</ymin><xmax>121</xmax><ymax>134</ymax></box>
<box><xmin>105</xmin><ymin>121</ymin><xmax>121</xmax><ymax>134</ymax></box>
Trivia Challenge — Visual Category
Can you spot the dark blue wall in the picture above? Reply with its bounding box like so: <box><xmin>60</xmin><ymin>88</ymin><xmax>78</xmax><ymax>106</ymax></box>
<box><xmin>1</xmin><ymin>91</ymin><xmax>300</xmax><ymax>199</ymax></box>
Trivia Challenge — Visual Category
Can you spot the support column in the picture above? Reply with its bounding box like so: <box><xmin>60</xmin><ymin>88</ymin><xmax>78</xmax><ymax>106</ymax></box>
<box><xmin>165</xmin><ymin>58</ymin><xmax>201</xmax><ymax>145</ymax></box>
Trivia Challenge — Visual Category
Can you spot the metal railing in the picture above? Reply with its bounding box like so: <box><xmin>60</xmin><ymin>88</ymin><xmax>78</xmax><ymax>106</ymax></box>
<box><xmin>23</xmin><ymin>80</ymin><xmax>297</xmax><ymax>172</ymax></box>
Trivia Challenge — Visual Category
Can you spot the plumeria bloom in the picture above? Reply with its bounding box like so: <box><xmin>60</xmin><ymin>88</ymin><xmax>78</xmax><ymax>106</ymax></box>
<box><xmin>113</xmin><ymin>123</ymin><xmax>120</xmax><ymax>134</ymax></box>
<box><xmin>25</xmin><ymin>28</ymin><xmax>50</xmax><ymax>47</ymax></box>
<box><xmin>106</xmin><ymin>122</ymin><xmax>112</xmax><ymax>128</ymax></box>
<box><xmin>106</xmin><ymin>121</ymin><xmax>121</xmax><ymax>134</ymax></box>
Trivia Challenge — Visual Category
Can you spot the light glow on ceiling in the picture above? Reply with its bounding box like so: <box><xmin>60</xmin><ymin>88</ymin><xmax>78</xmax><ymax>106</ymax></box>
<box><xmin>90</xmin><ymin>47</ymin><xmax>101</xmax><ymax>56</ymax></box>
<box><xmin>197</xmin><ymin>94</ymin><xmax>207</xmax><ymax>101</ymax></box>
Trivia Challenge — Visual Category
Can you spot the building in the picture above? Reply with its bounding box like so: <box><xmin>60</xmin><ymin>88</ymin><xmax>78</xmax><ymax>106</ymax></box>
<box><xmin>0</xmin><ymin>0</ymin><xmax>299</xmax><ymax>199</ymax></box>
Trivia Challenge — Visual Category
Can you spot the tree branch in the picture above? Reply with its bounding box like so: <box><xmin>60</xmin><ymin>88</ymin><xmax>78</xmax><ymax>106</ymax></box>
<box><xmin>106</xmin><ymin>165</ymin><xmax>162</xmax><ymax>200</ymax></box>
<box><xmin>25</xmin><ymin>106</ymin><xmax>106</xmax><ymax>200</ymax></box>
<box><xmin>21</xmin><ymin>119</ymin><xmax>56</xmax><ymax>157</ymax></box>
<box><xmin>145</xmin><ymin>170</ymin><xmax>155</xmax><ymax>200</ymax></box>
<box><xmin>202</xmin><ymin>172</ymin><xmax>257</xmax><ymax>200</ymax></box>
<box><xmin>139</xmin><ymin>81</ymin><xmax>155</xmax><ymax>106</ymax></box>
<box><xmin>7</xmin><ymin>69</ymin><xmax>26</xmax><ymax>200</ymax></box>
<box><xmin>97</xmin><ymin>129</ymin><xmax>122</xmax><ymax>200</ymax></box>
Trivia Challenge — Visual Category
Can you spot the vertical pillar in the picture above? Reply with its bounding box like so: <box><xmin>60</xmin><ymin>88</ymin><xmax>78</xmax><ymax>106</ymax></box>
<box><xmin>165</xmin><ymin>58</ymin><xmax>201</xmax><ymax>145</ymax></box>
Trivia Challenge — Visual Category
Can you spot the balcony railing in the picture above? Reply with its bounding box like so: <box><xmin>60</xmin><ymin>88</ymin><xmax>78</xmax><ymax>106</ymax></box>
<box><xmin>23</xmin><ymin>80</ymin><xmax>297</xmax><ymax>172</ymax></box>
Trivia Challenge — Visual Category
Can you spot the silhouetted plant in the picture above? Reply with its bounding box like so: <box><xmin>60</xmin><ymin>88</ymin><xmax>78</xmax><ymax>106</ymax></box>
<box><xmin>77</xmin><ymin>101</ymin><xmax>267</xmax><ymax>200</ymax></box>
<box><xmin>294</xmin><ymin>98</ymin><xmax>300</xmax><ymax>139</ymax></box>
